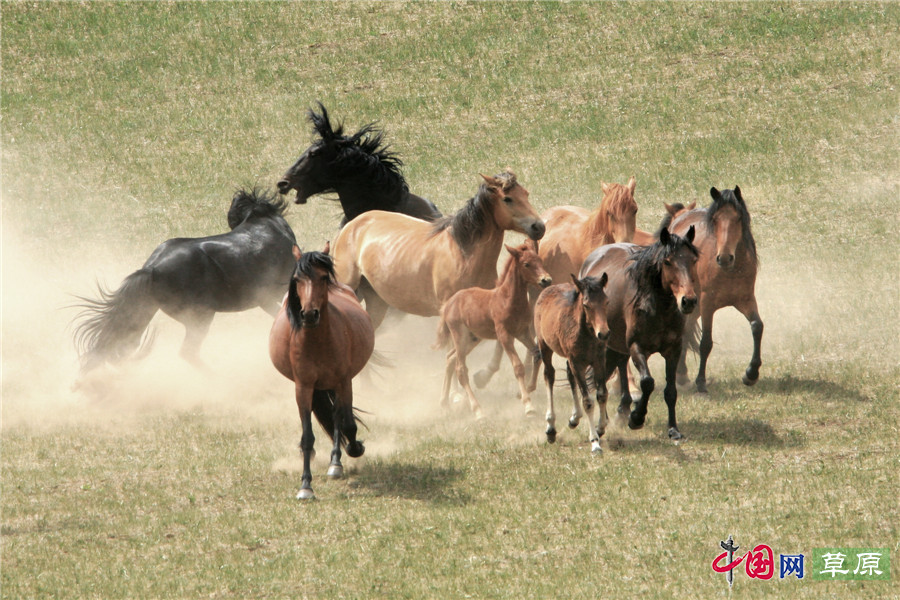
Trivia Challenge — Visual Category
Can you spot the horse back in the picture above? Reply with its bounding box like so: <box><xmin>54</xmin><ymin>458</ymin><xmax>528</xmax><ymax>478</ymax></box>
<box><xmin>539</xmin><ymin>205</ymin><xmax>592</xmax><ymax>284</ymax></box>
<box><xmin>534</xmin><ymin>283</ymin><xmax>584</xmax><ymax>358</ymax></box>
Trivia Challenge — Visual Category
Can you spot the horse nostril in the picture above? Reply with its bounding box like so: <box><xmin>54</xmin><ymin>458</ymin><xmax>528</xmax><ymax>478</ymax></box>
<box><xmin>541</xmin><ymin>277</ymin><xmax>552</xmax><ymax>288</ymax></box>
<box><xmin>681</xmin><ymin>297</ymin><xmax>698</xmax><ymax>314</ymax></box>
<box><xmin>277</xmin><ymin>179</ymin><xmax>291</xmax><ymax>194</ymax></box>
<box><xmin>717</xmin><ymin>254</ymin><xmax>735</xmax><ymax>267</ymax></box>
<box><xmin>597</xmin><ymin>331</ymin><xmax>610</xmax><ymax>342</ymax></box>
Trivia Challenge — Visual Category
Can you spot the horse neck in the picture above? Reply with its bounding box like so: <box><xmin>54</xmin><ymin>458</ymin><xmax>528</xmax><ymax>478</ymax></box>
<box><xmin>335</xmin><ymin>179</ymin><xmax>405</xmax><ymax>222</ymax></box>
<box><xmin>494</xmin><ymin>257</ymin><xmax>530</xmax><ymax>309</ymax></box>
<box><xmin>584</xmin><ymin>204</ymin><xmax>614</xmax><ymax>246</ymax></box>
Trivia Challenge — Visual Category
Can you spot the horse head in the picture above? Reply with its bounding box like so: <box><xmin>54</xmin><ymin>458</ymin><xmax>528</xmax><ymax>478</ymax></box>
<box><xmin>571</xmin><ymin>273</ymin><xmax>610</xmax><ymax>342</ymax></box>
<box><xmin>708</xmin><ymin>187</ymin><xmax>748</xmax><ymax>271</ymax></box>
<box><xmin>506</xmin><ymin>240</ymin><xmax>552</xmax><ymax>288</ymax></box>
<box><xmin>480</xmin><ymin>169</ymin><xmax>545</xmax><ymax>241</ymax></box>
<box><xmin>287</xmin><ymin>245</ymin><xmax>336</xmax><ymax>329</ymax></box>
<box><xmin>599</xmin><ymin>175</ymin><xmax>638</xmax><ymax>243</ymax></box>
<box><xmin>658</xmin><ymin>226</ymin><xmax>700</xmax><ymax>315</ymax></box>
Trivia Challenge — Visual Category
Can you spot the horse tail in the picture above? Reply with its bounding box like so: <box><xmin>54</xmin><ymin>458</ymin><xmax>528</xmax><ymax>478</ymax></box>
<box><xmin>72</xmin><ymin>270</ymin><xmax>160</xmax><ymax>373</ymax></box>
<box><xmin>433</xmin><ymin>312</ymin><xmax>451</xmax><ymax>350</ymax></box>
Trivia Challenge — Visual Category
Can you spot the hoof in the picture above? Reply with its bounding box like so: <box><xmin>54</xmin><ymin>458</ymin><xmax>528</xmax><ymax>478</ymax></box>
<box><xmin>524</xmin><ymin>402</ymin><xmax>537</xmax><ymax>417</ymax></box>
<box><xmin>296</xmin><ymin>488</ymin><xmax>316</xmax><ymax>501</ymax></box>
<box><xmin>473</xmin><ymin>370</ymin><xmax>492</xmax><ymax>389</ymax></box>
<box><xmin>326</xmin><ymin>464</ymin><xmax>344</xmax><ymax>479</ymax></box>
<box><xmin>474</xmin><ymin>409</ymin><xmax>486</xmax><ymax>421</ymax></box>
<box><xmin>590</xmin><ymin>440</ymin><xmax>602</xmax><ymax>454</ymax></box>
<box><xmin>546</xmin><ymin>428</ymin><xmax>557</xmax><ymax>444</ymax></box>
<box><xmin>695</xmin><ymin>380</ymin><xmax>709</xmax><ymax>395</ymax></box>
<box><xmin>742</xmin><ymin>372</ymin><xmax>759</xmax><ymax>386</ymax></box>
<box><xmin>568</xmin><ymin>417</ymin><xmax>579</xmax><ymax>429</ymax></box>
<box><xmin>668</xmin><ymin>427</ymin><xmax>684</xmax><ymax>441</ymax></box>
<box><xmin>347</xmin><ymin>441</ymin><xmax>365</xmax><ymax>458</ymax></box>
<box><xmin>628</xmin><ymin>413</ymin><xmax>645</xmax><ymax>430</ymax></box>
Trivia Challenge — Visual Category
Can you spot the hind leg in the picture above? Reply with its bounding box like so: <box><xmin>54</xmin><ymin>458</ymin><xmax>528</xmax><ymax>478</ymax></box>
<box><xmin>358</xmin><ymin>279</ymin><xmax>390</xmax><ymax>330</ymax></box>
<box><xmin>473</xmin><ymin>341</ymin><xmax>504</xmax><ymax>389</ymax></box>
<box><xmin>450</xmin><ymin>327</ymin><xmax>484</xmax><ymax>419</ymax></box>
<box><xmin>677</xmin><ymin>312</ymin><xmax>699</xmax><ymax>387</ymax></box>
<box><xmin>176</xmin><ymin>310</ymin><xmax>214</xmax><ymax>371</ymax></box>
<box><xmin>498</xmin><ymin>329</ymin><xmax>536</xmax><ymax>416</ymax></box>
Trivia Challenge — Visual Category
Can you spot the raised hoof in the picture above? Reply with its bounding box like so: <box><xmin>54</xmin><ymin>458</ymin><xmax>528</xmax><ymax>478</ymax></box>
<box><xmin>546</xmin><ymin>429</ymin><xmax>557</xmax><ymax>444</ymax></box>
<box><xmin>628</xmin><ymin>413</ymin><xmax>645</xmax><ymax>430</ymax></box>
<box><xmin>347</xmin><ymin>441</ymin><xmax>365</xmax><ymax>458</ymax></box>
<box><xmin>473</xmin><ymin>369</ymin><xmax>492</xmax><ymax>389</ymax></box>
<box><xmin>668</xmin><ymin>427</ymin><xmax>684</xmax><ymax>441</ymax></box>
<box><xmin>568</xmin><ymin>417</ymin><xmax>579</xmax><ymax>430</ymax></box>
<box><xmin>296</xmin><ymin>488</ymin><xmax>316</xmax><ymax>501</ymax></box>
<box><xmin>742</xmin><ymin>371</ymin><xmax>759</xmax><ymax>386</ymax></box>
<box><xmin>326</xmin><ymin>464</ymin><xmax>344</xmax><ymax>479</ymax></box>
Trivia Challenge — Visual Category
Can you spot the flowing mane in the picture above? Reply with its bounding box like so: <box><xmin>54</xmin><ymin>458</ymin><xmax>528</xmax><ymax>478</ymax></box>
<box><xmin>227</xmin><ymin>187</ymin><xmax>289</xmax><ymax>230</ymax></box>
<box><xmin>586</xmin><ymin>180</ymin><xmax>638</xmax><ymax>242</ymax></box>
<box><xmin>431</xmin><ymin>171</ymin><xmax>518</xmax><ymax>256</ymax></box>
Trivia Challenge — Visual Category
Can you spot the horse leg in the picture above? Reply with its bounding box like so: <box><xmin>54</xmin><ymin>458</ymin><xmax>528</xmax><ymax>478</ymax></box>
<box><xmin>540</xmin><ymin>343</ymin><xmax>558</xmax><ymax>443</ymax></box>
<box><xmin>565</xmin><ymin>361</ymin><xmax>583</xmax><ymax>429</ymax></box>
<box><xmin>607</xmin><ymin>350</ymin><xmax>632</xmax><ymax>423</ymax></box>
<box><xmin>593</xmin><ymin>355</ymin><xmax>610</xmax><ymax>444</ymax></box>
<box><xmin>450</xmin><ymin>328</ymin><xmax>483</xmax><ymax>420</ymax></box>
<box><xmin>178</xmin><ymin>310</ymin><xmax>214</xmax><ymax>371</ymax></box>
<box><xmin>498</xmin><ymin>330</ymin><xmax>535</xmax><ymax>416</ymax></box>
<box><xmin>663</xmin><ymin>348</ymin><xmax>684</xmax><ymax>440</ymax></box>
<box><xmin>695</xmin><ymin>303</ymin><xmax>717</xmax><ymax>394</ymax></box>
<box><xmin>677</xmin><ymin>313</ymin><xmax>699</xmax><ymax>388</ymax></box>
<box><xmin>358</xmin><ymin>278</ymin><xmax>390</xmax><ymax>330</ymax></box>
<box><xmin>628</xmin><ymin>346</ymin><xmax>654</xmax><ymax>431</ymax></box>
<box><xmin>439</xmin><ymin>347</ymin><xmax>458</xmax><ymax>410</ymax></box>
<box><xmin>737</xmin><ymin>298</ymin><xmax>764</xmax><ymax>386</ymax></box>
<box><xmin>473</xmin><ymin>341</ymin><xmax>504</xmax><ymax>389</ymax></box>
<box><xmin>295</xmin><ymin>384</ymin><xmax>316</xmax><ymax>500</ymax></box>
<box><xmin>572</xmin><ymin>360</ymin><xmax>602</xmax><ymax>454</ymax></box>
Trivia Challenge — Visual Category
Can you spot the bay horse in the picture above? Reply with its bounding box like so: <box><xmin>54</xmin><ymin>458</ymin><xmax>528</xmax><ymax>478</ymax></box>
<box><xmin>276</xmin><ymin>102</ymin><xmax>441</xmax><ymax>226</ymax></box>
<box><xmin>537</xmin><ymin>176</ymin><xmax>638</xmax><ymax>285</ymax></box>
<box><xmin>534</xmin><ymin>273</ymin><xmax>610</xmax><ymax>453</ymax></box>
<box><xmin>72</xmin><ymin>188</ymin><xmax>297</xmax><ymax>377</ymax></box>
<box><xmin>434</xmin><ymin>240</ymin><xmax>552</xmax><ymax>419</ymax></box>
<box><xmin>580</xmin><ymin>226</ymin><xmax>699</xmax><ymax>441</ymax></box>
<box><xmin>332</xmin><ymin>169</ymin><xmax>546</xmax><ymax>329</ymax></box>
<box><xmin>667</xmin><ymin>186</ymin><xmax>762</xmax><ymax>393</ymax></box>
<box><xmin>269</xmin><ymin>244</ymin><xmax>375</xmax><ymax>500</ymax></box>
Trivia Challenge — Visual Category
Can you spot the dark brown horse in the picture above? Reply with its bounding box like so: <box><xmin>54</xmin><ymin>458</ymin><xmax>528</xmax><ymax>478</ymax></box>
<box><xmin>580</xmin><ymin>226</ymin><xmax>699</xmax><ymax>440</ymax></box>
<box><xmin>269</xmin><ymin>244</ymin><xmax>375</xmax><ymax>500</ymax></box>
<box><xmin>668</xmin><ymin>186</ymin><xmax>762</xmax><ymax>393</ymax></box>
<box><xmin>435</xmin><ymin>240</ymin><xmax>552</xmax><ymax>419</ymax></box>
<box><xmin>534</xmin><ymin>273</ymin><xmax>610</xmax><ymax>453</ymax></box>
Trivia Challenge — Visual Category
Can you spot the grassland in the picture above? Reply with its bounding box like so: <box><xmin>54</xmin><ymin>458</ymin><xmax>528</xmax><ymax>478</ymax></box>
<box><xmin>2</xmin><ymin>2</ymin><xmax>898</xmax><ymax>599</ymax></box>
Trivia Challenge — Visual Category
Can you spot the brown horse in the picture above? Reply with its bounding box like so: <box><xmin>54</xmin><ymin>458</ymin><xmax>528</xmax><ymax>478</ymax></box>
<box><xmin>269</xmin><ymin>244</ymin><xmax>375</xmax><ymax>500</ymax></box>
<box><xmin>537</xmin><ymin>176</ymin><xmax>638</xmax><ymax>285</ymax></box>
<box><xmin>435</xmin><ymin>240</ymin><xmax>552</xmax><ymax>419</ymax></box>
<box><xmin>332</xmin><ymin>169</ymin><xmax>545</xmax><ymax>328</ymax></box>
<box><xmin>534</xmin><ymin>273</ymin><xmax>610</xmax><ymax>453</ymax></box>
<box><xmin>667</xmin><ymin>186</ymin><xmax>762</xmax><ymax>393</ymax></box>
<box><xmin>632</xmin><ymin>202</ymin><xmax>696</xmax><ymax>246</ymax></box>
<box><xmin>580</xmin><ymin>226</ymin><xmax>699</xmax><ymax>441</ymax></box>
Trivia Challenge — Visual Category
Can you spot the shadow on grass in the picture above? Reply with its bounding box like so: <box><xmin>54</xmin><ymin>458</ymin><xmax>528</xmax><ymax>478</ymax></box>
<box><xmin>686</xmin><ymin>374</ymin><xmax>873</xmax><ymax>403</ymax></box>
<box><xmin>605</xmin><ymin>416</ymin><xmax>805</xmax><ymax>453</ymax></box>
<box><xmin>353</xmin><ymin>460</ymin><xmax>472</xmax><ymax>505</ymax></box>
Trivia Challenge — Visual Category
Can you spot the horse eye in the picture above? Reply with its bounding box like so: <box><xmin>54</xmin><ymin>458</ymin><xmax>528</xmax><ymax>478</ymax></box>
<box><xmin>523</xmin><ymin>262</ymin><xmax>531</xmax><ymax>268</ymax></box>
<box><xmin>503</xmin><ymin>196</ymin><xmax>513</xmax><ymax>204</ymax></box>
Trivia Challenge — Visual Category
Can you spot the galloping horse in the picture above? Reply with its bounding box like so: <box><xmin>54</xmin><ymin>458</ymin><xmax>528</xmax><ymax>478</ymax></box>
<box><xmin>580</xmin><ymin>226</ymin><xmax>699</xmax><ymax>441</ymax></box>
<box><xmin>435</xmin><ymin>241</ymin><xmax>552</xmax><ymax>419</ymax></box>
<box><xmin>537</xmin><ymin>176</ymin><xmax>638</xmax><ymax>284</ymax></box>
<box><xmin>269</xmin><ymin>244</ymin><xmax>375</xmax><ymax>500</ymax></box>
<box><xmin>332</xmin><ymin>169</ymin><xmax>546</xmax><ymax>329</ymax></box>
<box><xmin>667</xmin><ymin>186</ymin><xmax>762</xmax><ymax>393</ymax></box>
<box><xmin>73</xmin><ymin>188</ymin><xmax>297</xmax><ymax>377</ymax></box>
<box><xmin>277</xmin><ymin>102</ymin><xmax>441</xmax><ymax>226</ymax></box>
<box><xmin>534</xmin><ymin>273</ymin><xmax>610</xmax><ymax>453</ymax></box>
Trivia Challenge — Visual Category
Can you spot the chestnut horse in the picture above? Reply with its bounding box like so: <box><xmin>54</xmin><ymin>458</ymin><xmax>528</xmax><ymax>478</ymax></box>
<box><xmin>538</xmin><ymin>176</ymin><xmax>638</xmax><ymax>285</ymax></box>
<box><xmin>269</xmin><ymin>245</ymin><xmax>375</xmax><ymax>500</ymax></box>
<box><xmin>435</xmin><ymin>241</ymin><xmax>552</xmax><ymax>419</ymax></box>
<box><xmin>534</xmin><ymin>273</ymin><xmax>610</xmax><ymax>453</ymax></box>
<box><xmin>632</xmin><ymin>202</ymin><xmax>696</xmax><ymax>246</ymax></box>
<box><xmin>332</xmin><ymin>170</ymin><xmax>545</xmax><ymax>329</ymax></box>
<box><xmin>667</xmin><ymin>186</ymin><xmax>762</xmax><ymax>393</ymax></box>
<box><xmin>580</xmin><ymin>226</ymin><xmax>699</xmax><ymax>441</ymax></box>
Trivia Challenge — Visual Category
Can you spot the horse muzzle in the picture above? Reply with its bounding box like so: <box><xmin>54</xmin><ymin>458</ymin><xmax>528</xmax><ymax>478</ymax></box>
<box><xmin>716</xmin><ymin>253</ymin><xmax>735</xmax><ymax>270</ymax></box>
<box><xmin>299</xmin><ymin>309</ymin><xmax>321</xmax><ymax>327</ymax></box>
<box><xmin>526</xmin><ymin>220</ymin><xmax>546</xmax><ymax>241</ymax></box>
<box><xmin>539</xmin><ymin>276</ymin><xmax>552</xmax><ymax>289</ymax></box>
<box><xmin>680</xmin><ymin>296</ymin><xmax>698</xmax><ymax>315</ymax></box>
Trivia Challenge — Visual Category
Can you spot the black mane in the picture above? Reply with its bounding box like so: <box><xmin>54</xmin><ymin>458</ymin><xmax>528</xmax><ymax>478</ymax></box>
<box><xmin>627</xmin><ymin>228</ymin><xmax>698</xmax><ymax>313</ymax></box>
<box><xmin>430</xmin><ymin>171</ymin><xmax>517</xmax><ymax>255</ymax></box>
<box><xmin>227</xmin><ymin>187</ymin><xmax>289</xmax><ymax>230</ymax></box>
<box><xmin>287</xmin><ymin>250</ymin><xmax>337</xmax><ymax>331</ymax></box>
<box><xmin>707</xmin><ymin>186</ymin><xmax>758</xmax><ymax>266</ymax></box>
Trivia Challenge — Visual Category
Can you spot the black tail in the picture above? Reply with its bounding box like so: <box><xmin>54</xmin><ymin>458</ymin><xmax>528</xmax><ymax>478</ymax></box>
<box><xmin>72</xmin><ymin>270</ymin><xmax>160</xmax><ymax>374</ymax></box>
<box><xmin>310</xmin><ymin>390</ymin><xmax>366</xmax><ymax>447</ymax></box>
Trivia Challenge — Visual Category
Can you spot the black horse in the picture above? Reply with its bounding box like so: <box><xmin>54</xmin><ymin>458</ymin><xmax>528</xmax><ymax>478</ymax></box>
<box><xmin>73</xmin><ymin>187</ymin><xmax>297</xmax><ymax>376</ymax></box>
<box><xmin>276</xmin><ymin>102</ymin><xmax>442</xmax><ymax>226</ymax></box>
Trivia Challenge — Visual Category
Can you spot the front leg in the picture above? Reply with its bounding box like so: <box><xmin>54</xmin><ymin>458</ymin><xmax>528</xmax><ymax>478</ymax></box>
<box><xmin>295</xmin><ymin>384</ymin><xmax>316</xmax><ymax>500</ymax></box>
<box><xmin>473</xmin><ymin>341</ymin><xmax>504</xmax><ymax>389</ymax></box>
<box><xmin>663</xmin><ymin>347</ymin><xmax>684</xmax><ymax>440</ymax></box>
<box><xmin>628</xmin><ymin>345</ymin><xmax>654</xmax><ymax>431</ymax></box>
<box><xmin>498</xmin><ymin>330</ymin><xmax>535</xmax><ymax>416</ymax></box>
<box><xmin>737</xmin><ymin>298</ymin><xmax>763</xmax><ymax>386</ymax></box>
<box><xmin>540</xmin><ymin>343</ymin><xmax>558</xmax><ymax>443</ymax></box>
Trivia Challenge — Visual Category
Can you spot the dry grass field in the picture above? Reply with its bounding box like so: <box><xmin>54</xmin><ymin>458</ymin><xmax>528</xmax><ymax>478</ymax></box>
<box><xmin>2</xmin><ymin>2</ymin><xmax>898</xmax><ymax>598</ymax></box>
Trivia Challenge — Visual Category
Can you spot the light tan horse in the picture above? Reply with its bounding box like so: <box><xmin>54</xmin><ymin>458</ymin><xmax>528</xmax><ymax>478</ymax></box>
<box><xmin>332</xmin><ymin>169</ymin><xmax>545</xmax><ymax>328</ymax></box>
<box><xmin>537</xmin><ymin>176</ymin><xmax>638</xmax><ymax>285</ymax></box>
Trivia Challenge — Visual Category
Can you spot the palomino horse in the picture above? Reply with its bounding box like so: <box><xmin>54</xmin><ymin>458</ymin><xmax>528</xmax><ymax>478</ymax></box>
<box><xmin>269</xmin><ymin>244</ymin><xmax>375</xmax><ymax>500</ymax></box>
<box><xmin>277</xmin><ymin>102</ymin><xmax>441</xmax><ymax>226</ymax></box>
<box><xmin>435</xmin><ymin>240</ymin><xmax>552</xmax><ymax>419</ymax></box>
<box><xmin>537</xmin><ymin>176</ymin><xmax>638</xmax><ymax>284</ymax></box>
<box><xmin>332</xmin><ymin>169</ymin><xmax>545</xmax><ymax>329</ymax></box>
<box><xmin>667</xmin><ymin>186</ymin><xmax>762</xmax><ymax>393</ymax></box>
<box><xmin>580</xmin><ymin>226</ymin><xmax>699</xmax><ymax>441</ymax></box>
<box><xmin>534</xmin><ymin>273</ymin><xmax>610</xmax><ymax>453</ymax></box>
<box><xmin>73</xmin><ymin>188</ymin><xmax>296</xmax><ymax>378</ymax></box>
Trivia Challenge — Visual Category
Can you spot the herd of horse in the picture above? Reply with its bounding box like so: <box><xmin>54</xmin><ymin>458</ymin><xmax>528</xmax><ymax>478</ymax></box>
<box><xmin>72</xmin><ymin>103</ymin><xmax>762</xmax><ymax>499</ymax></box>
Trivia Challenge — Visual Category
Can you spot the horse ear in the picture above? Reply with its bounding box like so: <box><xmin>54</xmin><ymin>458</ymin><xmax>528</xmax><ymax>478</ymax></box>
<box><xmin>659</xmin><ymin>227</ymin><xmax>671</xmax><ymax>245</ymax></box>
<box><xmin>480</xmin><ymin>173</ymin><xmax>499</xmax><ymax>190</ymax></box>
<box><xmin>323</xmin><ymin>241</ymin><xmax>331</xmax><ymax>256</ymax></box>
<box><xmin>598</xmin><ymin>272</ymin><xmax>608</xmax><ymax>289</ymax></box>
<box><xmin>733</xmin><ymin>185</ymin><xmax>743</xmax><ymax>201</ymax></box>
<box><xmin>600</xmin><ymin>181</ymin><xmax>611</xmax><ymax>193</ymax></box>
<box><xmin>505</xmin><ymin>244</ymin><xmax>520</xmax><ymax>258</ymax></box>
<box><xmin>710</xmin><ymin>187</ymin><xmax>722</xmax><ymax>201</ymax></box>
<box><xmin>292</xmin><ymin>245</ymin><xmax>302</xmax><ymax>261</ymax></box>
<box><xmin>686</xmin><ymin>201</ymin><xmax>697</xmax><ymax>211</ymax></box>
<box><xmin>664</xmin><ymin>202</ymin><xmax>677</xmax><ymax>215</ymax></box>
<box><xmin>570</xmin><ymin>273</ymin><xmax>583</xmax><ymax>294</ymax></box>
<box><xmin>627</xmin><ymin>175</ymin><xmax>636</xmax><ymax>194</ymax></box>
<box><xmin>686</xmin><ymin>225</ymin><xmax>696</xmax><ymax>243</ymax></box>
